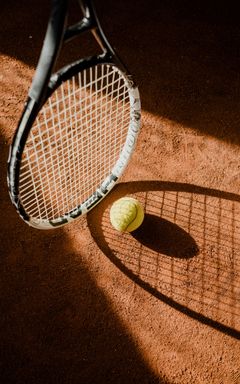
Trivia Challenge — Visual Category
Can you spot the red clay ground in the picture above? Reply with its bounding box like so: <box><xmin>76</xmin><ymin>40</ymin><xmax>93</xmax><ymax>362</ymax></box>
<box><xmin>0</xmin><ymin>0</ymin><xmax>240</xmax><ymax>383</ymax></box>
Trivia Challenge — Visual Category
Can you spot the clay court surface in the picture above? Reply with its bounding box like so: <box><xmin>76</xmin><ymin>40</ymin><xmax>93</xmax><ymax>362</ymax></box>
<box><xmin>1</xmin><ymin>0</ymin><xmax>240</xmax><ymax>383</ymax></box>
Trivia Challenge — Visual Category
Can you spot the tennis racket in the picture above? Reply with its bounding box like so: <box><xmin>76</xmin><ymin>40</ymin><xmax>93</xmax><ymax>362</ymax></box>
<box><xmin>8</xmin><ymin>0</ymin><xmax>141</xmax><ymax>229</ymax></box>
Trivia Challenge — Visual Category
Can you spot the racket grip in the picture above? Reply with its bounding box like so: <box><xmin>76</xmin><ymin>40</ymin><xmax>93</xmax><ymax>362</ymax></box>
<box><xmin>29</xmin><ymin>0</ymin><xmax>68</xmax><ymax>103</ymax></box>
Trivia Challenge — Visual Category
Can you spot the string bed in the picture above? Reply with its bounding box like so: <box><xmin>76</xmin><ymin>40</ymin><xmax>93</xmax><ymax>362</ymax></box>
<box><xmin>19</xmin><ymin>64</ymin><xmax>131</xmax><ymax>221</ymax></box>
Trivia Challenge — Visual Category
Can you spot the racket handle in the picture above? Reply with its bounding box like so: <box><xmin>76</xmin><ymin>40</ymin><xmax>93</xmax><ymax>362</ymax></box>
<box><xmin>29</xmin><ymin>0</ymin><xmax>68</xmax><ymax>103</ymax></box>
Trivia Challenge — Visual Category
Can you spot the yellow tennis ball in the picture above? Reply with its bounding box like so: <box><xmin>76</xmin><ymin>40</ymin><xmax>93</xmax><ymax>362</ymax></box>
<box><xmin>110</xmin><ymin>197</ymin><xmax>144</xmax><ymax>232</ymax></box>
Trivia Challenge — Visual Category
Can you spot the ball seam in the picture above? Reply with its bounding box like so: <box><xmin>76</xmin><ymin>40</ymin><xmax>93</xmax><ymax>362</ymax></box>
<box><xmin>125</xmin><ymin>203</ymin><xmax>138</xmax><ymax>231</ymax></box>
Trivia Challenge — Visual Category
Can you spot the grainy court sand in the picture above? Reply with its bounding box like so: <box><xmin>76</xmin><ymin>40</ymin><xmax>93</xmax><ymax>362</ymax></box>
<box><xmin>0</xmin><ymin>0</ymin><xmax>239</xmax><ymax>383</ymax></box>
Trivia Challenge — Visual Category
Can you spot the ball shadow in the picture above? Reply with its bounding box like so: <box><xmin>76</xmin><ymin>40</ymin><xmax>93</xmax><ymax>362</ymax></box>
<box><xmin>132</xmin><ymin>214</ymin><xmax>199</xmax><ymax>259</ymax></box>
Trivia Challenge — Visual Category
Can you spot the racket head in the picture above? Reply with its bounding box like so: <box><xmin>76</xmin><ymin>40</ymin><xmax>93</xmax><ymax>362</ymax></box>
<box><xmin>8</xmin><ymin>58</ymin><xmax>141</xmax><ymax>229</ymax></box>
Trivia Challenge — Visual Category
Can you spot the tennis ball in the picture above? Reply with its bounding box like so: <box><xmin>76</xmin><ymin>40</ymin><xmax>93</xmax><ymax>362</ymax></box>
<box><xmin>110</xmin><ymin>197</ymin><xmax>144</xmax><ymax>232</ymax></box>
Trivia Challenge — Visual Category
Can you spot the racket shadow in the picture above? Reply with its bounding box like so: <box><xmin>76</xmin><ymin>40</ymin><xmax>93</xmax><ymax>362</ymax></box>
<box><xmin>87</xmin><ymin>180</ymin><xmax>240</xmax><ymax>340</ymax></box>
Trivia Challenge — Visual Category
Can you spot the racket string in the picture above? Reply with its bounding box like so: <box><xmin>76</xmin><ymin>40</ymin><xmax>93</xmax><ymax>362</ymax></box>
<box><xmin>19</xmin><ymin>64</ymin><xmax>132</xmax><ymax>220</ymax></box>
<box><xmin>20</xmin><ymin>90</ymin><xmax>130</xmax><ymax>165</ymax></box>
